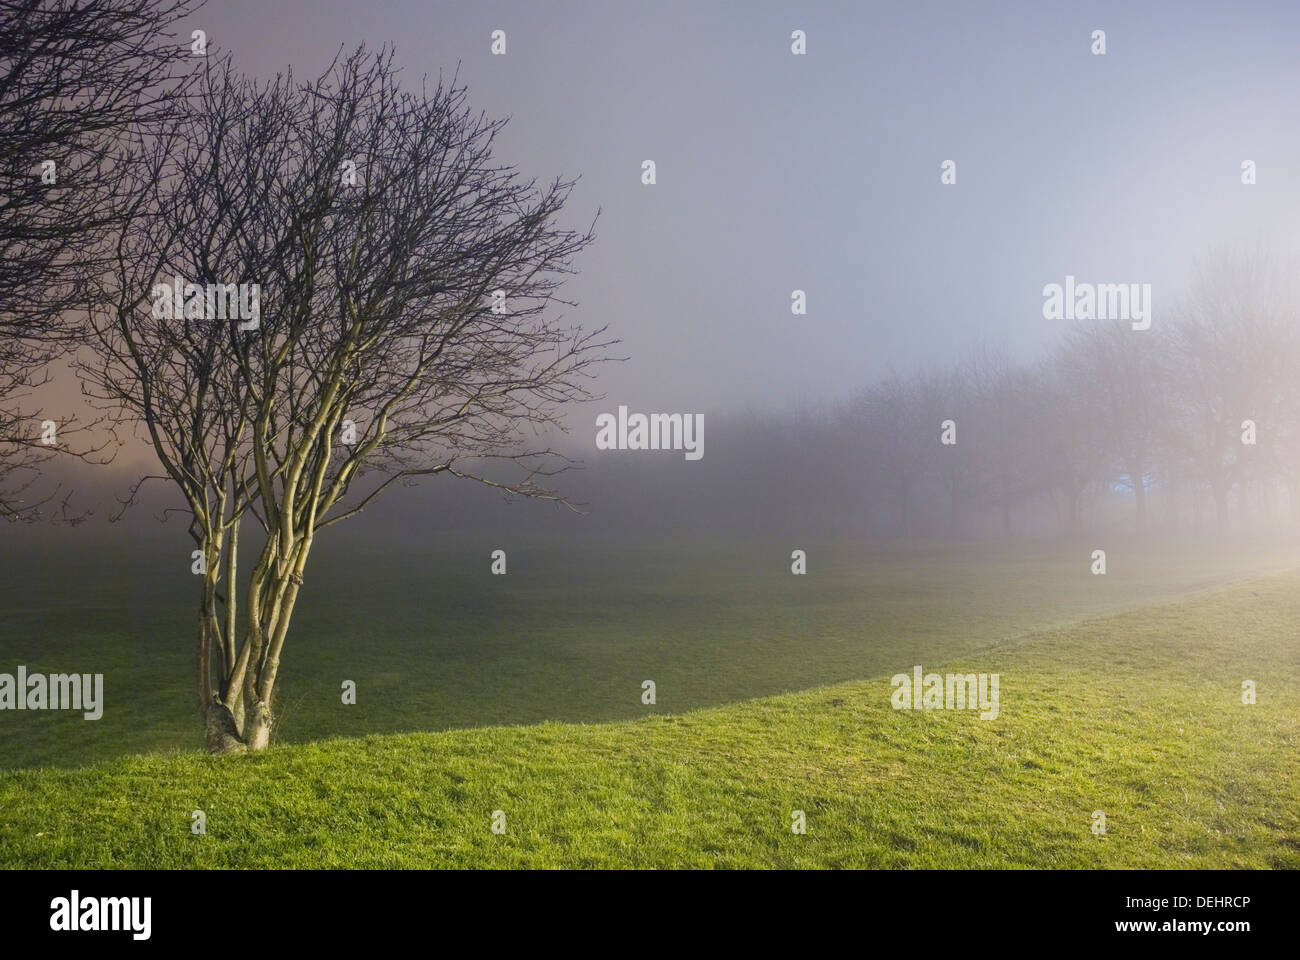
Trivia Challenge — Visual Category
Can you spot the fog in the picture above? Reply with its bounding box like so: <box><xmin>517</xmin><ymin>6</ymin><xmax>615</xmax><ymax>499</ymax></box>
<box><xmin>10</xmin><ymin>0</ymin><xmax>1300</xmax><ymax>545</ymax></box>
<box><xmin>166</xmin><ymin>0</ymin><xmax>1300</xmax><ymax>410</ymax></box>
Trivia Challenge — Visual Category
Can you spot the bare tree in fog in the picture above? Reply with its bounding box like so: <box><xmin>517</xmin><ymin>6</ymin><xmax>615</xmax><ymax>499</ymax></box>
<box><xmin>929</xmin><ymin>364</ymin><xmax>975</xmax><ymax>536</ymax></box>
<box><xmin>820</xmin><ymin>252</ymin><xmax>1300</xmax><ymax>541</ymax></box>
<box><xmin>0</xmin><ymin>0</ymin><xmax>197</xmax><ymax>519</ymax></box>
<box><xmin>80</xmin><ymin>48</ymin><xmax>611</xmax><ymax>751</ymax></box>
<box><xmin>1055</xmin><ymin>320</ymin><xmax>1166</xmax><ymax>535</ymax></box>
<box><xmin>1165</xmin><ymin>254</ymin><xmax>1296</xmax><ymax>535</ymax></box>
<box><xmin>852</xmin><ymin>371</ymin><xmax>939</xmax><ymax>538</ymax></box>
<box><xmin>967</xmin><ymin>348</ymin><xmax>1038</xmax><ymax>539</ymax></box>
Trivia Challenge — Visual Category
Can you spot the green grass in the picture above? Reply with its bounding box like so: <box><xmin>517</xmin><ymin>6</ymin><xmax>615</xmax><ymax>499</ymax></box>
<box><xmin>1</xmin><ymin>567</ymin><xmax>1296</xmax><ymax>868</ymax></box>
<box><xmin>2</xmin><ymin>531</ymin><xmax>1297</xmax><ymax>770</ymax></box>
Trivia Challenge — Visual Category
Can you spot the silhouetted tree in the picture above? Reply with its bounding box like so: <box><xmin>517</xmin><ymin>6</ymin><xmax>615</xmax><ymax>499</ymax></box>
<box><xmin>0</xmin><ymin>0</ymin><xmax>197</xmax><ymax>518</ymax></box>
<box><xmin>80</xmin><ymin>48</ymin><xmax>611</xmax><ymax>751</ymax></box>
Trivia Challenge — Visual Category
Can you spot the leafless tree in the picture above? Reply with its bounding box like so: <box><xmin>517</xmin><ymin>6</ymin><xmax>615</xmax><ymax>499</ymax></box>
<box><xmin>926</xmin><ymin>363</ymin><xmax>975</xmax><ymax>536</ymax></box>
<box><xmin>1035</xmin><ymin>351</ymin><xmax>1108</xmax><ymax>537</ymax></box>
<box><xmin>850</xmin><ymin>371</ymin><xmax>941</xmax><ymax>538</ymax></box>
<box><xmin>79</xmin><ymin>48</ymin><xmax>612</xmax><ymax>751</ymax></box>
<box><xmin>1164</xmin><ymin>253</ymin><xmax>1295</xmax><ymax>535</ymax></box>
<box><xmin>1050</xmin><ymin>320</ymin><xmax>1164</xmax><ymax>535</ymax></box>
<box><xmin>966</xmin><ymin>347</ymin><xmax>1038</xmax><ymax>539</ymax></box>
<box><xmin>0</xmin><ymin>0</ymin><xmax>198</xmax><ymax>518</ymax></box>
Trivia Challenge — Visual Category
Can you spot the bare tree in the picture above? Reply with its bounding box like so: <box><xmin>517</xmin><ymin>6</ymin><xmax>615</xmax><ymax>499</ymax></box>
<box><xmin>1052</xmin><ymin>320</ymin><xmax>1165</xmax><ymax>535</ymax></box>
<box><xmin>1035</xmin><ymin>351</ymin><xmax>1109</xmax><ymax>537</ymax></box>
<box><xmin>1165</xmin><ymin>253</ymin><xmax>1294</xmax><ymax>535</ymax></box>
<box><xmin>0</xmin><ymin>0</ymin><xmax>197</xmax><ymax>518</ymax></box>
<box><xmin>928</xmin><ymin>363</ymin><xmax>975</xmax><ymax>536</ymax></box>
<box><xmin>967</xmin><ymin>348</ymin><xmax>1037</xmax><ymax>539</ymax></box>
<box><xmin>851</xmin><ymin>371</ymin><xmax>939</xmax><ymax>538</ymax></box>
<box><xmin>80</xmin><ymin>49</ymin><xmax>612</xmax><ymax>752</ymax></box>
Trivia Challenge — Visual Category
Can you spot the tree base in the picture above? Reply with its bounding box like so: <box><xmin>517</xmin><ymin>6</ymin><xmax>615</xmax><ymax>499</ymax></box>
<box><xmin>203</xmin><ymin>699</ymin><xmax>247</xmax><ymax>754</ymax></box>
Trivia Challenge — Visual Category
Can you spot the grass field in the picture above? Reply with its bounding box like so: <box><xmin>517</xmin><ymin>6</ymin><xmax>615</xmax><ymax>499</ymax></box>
<box><xmin>2</xmin><ymin>531</ymin><xmax>1297</xmax><ymax>770</ymax></box>
<box><xmin>0</xmin><ymin>564</ymin><xmax>1296</xmax><ymax>868</ymax></box>
<box><xmin>0</xmin><ymin>533</ymin><xmax>1297</xmax><ymax>867</ymax></box>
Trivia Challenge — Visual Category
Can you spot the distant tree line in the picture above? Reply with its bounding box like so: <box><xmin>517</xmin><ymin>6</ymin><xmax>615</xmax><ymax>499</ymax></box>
<box><xmin>569</xmin><ymin>252</ymin><xmax>1299</xmax><ymax>542</ymax></box>
<box><xmin>834</xmin><ymin>253</ymin><xmax>1298</xmax><ymax>539</ymax></box>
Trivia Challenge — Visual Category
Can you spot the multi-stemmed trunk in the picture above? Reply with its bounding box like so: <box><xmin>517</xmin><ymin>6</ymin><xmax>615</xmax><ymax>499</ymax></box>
<box><xmin>199</xmin><ymin>518</ymin><xmax>314</xmax><ymax>754</ymax></box>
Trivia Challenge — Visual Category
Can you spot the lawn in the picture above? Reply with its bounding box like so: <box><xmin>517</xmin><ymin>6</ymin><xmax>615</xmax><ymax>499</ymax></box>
<box><xmin>0</xmin><ymin>554</ymin><xmax>1296</xmax><ymax>868</ymax></box>
<box><xmin>2</xmin><ymin>530</ymin><xmax>1297</xmax><ymax>769</ymax></box>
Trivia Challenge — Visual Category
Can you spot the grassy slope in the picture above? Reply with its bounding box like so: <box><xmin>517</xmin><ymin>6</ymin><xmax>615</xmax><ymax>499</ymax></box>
<box><xmin>5</xmin><ymin>534</ymin><xmax>1298</xmax><ymax>770</ymax></box>
<box><xmin>2</xmin><ymin>570</ymin><xmax>1296</xmax><ymax>869</ymax></box>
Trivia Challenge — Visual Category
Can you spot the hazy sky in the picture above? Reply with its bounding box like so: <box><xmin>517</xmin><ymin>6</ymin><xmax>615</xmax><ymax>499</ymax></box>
<box><xmin>166</xmin><ymin>0</ymin><xmax>1300</xmax><ymax>418</ymax></box>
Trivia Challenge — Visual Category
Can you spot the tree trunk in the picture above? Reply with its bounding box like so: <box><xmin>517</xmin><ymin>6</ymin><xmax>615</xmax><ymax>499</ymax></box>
<box><xmin>243</xmin><ymin>698</ymin><xmax>271</xmax><ymax>751</ymax></box>
<box><xmin>203</xmin><ymin>698</ymin><xmax>246</xmax><ymax>754</ymax></box>
<box><xmin>196</xmin><ymin>614</ymin><xmax>211</xmax><ymax>718</ymax></box>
